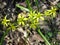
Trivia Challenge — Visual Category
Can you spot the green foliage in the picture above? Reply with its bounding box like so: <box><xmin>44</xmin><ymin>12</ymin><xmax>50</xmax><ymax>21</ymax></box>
<box><xmin>25</xmin><ymin>0</ymin><xmax>32</xmax><ymax>11</ymax></box>
<box><xmin>35</xmin><ymin>0</ymin><xmax>39</xmax><ymax>11</ymax></box>
<box><xmin>45</xmin><ymin>32</ymin><xmax>53</xmax><ymax>41</ymax></box>
<box><xmin>16</xmin><ymin>4</ymin><xmax>29</xmax><ymax>12</ymax></box>
<box><xmin>37</xmin><ymin>29</ymin><xmax>51</xmax><ymax>45</ymax></box>
<box><xmin>0</xmin><ymin>28</ymin><xmax>10</xmax><ymax>45</ymax></box>
<box><xmin>0</xmin><ymin>6</ymin><xmax>57</xmax><ymax>45</ymax></box>
<box><xmin>57</xmin><ymin>3</ymin><xmax>60</xmax><ymax>8</ymax></box>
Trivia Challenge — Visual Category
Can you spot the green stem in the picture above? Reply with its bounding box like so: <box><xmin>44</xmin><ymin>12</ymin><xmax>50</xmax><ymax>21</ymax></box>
<box><xmin>37</xmin><ymin>29</ymin><xmax>51</xmax><ymax>45</ymax></box>
<box><xmin>0</xmin><ymin>28</ymin><xmax>10</xmax><ymax>45</ymax></box>
<box><xmin>35</xmin><ymin>0</ymin><xmax>39</xmax><ymax>11</ymax></box>
<box><xmin>25</xmin><ymin>0</ymin><xmax>32</xmax><ymax>11</ymax></box>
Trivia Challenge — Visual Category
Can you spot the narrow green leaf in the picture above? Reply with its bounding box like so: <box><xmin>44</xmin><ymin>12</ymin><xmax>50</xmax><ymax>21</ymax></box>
<box><xmin>35</xmin><ymin>0</ymin><xmax>39</xmax><ymax>11</ymax></box>
<box><xmin>16</xmin><ymin>4</ymin><xmax>30</xmax><ymax>12</ymax></box>
<box><xmin>25</xmin><ymin>0</ymin><xmax>32</xmax><ymax>11</ymax></box>
<box><xmin>37</xmin><ymin>29</ymin><xmax>51</xmax><ymax>45</ymax></box>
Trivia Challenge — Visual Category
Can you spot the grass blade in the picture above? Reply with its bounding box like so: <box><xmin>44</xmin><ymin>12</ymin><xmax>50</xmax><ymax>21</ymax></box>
<box><xmin>37</xmin><ymin>29</ymin><xmax>51</xmax><ymax>45</ymax></box>
<box><xmin>35</xmin><ymin>0</ymin><xmax>39</xmax><ymax>11</ymax></box>
<box><xmin>16</xmin><ymin>4</ymin><xmax>30</xmax><ymax>12</ymax></box>
<box><xmin>0</xmin><ymin>28</ymin><xmax>10</xmax><ymax>45</ymax></box>
<box><xmin>25</xmin><ymin>0</ymin><xmax>32</xmax><ymax>11</ymax></box>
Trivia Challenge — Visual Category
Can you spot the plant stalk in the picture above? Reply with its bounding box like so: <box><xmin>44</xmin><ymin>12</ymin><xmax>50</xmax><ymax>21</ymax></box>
<box><xmin>0</xmin><ymin>28</ymin><xmax>10</xmax><ymax>45</ymax></box>
<box><xmin>37</xmin><ymin>29</ymin><xmax>51</xmax><ymax>45</ymax></box>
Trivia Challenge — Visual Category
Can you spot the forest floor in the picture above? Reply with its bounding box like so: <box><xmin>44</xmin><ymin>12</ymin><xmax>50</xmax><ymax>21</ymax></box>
<box><xmin>0</xmin><ymin>0</ymin><xmax>60</xmax><ymax>45</ymax></box>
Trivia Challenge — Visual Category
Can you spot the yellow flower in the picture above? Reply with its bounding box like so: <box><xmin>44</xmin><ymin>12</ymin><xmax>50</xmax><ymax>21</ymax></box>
<box><xmin>17</xmin><ymin>13</ymin><xmax>28</xmax><ymax>26</ymax></box>
<box><xmin>2</xmin><ymin>16</ymin><xmax>10</xmax><ymax>26</ymax></box>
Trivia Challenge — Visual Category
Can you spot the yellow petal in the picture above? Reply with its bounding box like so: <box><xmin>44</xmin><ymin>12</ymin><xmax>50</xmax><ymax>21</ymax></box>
<box><xmin>18</xmin><ymin>14</ymin><xmax>21</xmax><ymax>18</ymax></box>
<box><xmin>23</xmin><ymin>18</ymin><xmax>28</xmax><ymax>20</ymax></box>
<box><xmin>40</xmin><ymin>17</ymin><xmax>44</xmax><ymax>20</ymax></box>
<box><xmin>22</xmin><ymin>22</ymin><xmax>25</xmax><ymax>26</ymax></box>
